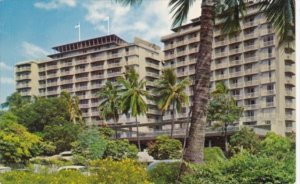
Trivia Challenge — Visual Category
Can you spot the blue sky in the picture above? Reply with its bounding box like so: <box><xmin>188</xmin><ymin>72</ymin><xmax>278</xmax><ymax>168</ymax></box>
<box><xmin>0</xmin><ymin>0</ymin><xmax>200</xmax><ymax>104</ymax></box>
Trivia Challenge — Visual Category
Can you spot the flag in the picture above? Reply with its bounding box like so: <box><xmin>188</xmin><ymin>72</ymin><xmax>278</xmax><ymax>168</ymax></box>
<box><xmin>75</xmin><ymin>23</ymin><xmax>80</xmax><ymax>29</ymax></box>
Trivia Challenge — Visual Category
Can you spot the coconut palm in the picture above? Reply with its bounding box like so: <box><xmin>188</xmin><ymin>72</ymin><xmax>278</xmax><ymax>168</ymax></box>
<box><xmin>153</xmin><ymin>68</ymin><xmax>190</xmax><ymax>138</ymax></box>
<box><xmin>115</xmin><ymin>0</ymin><xmax>295</xmax><ymax>165</ymax></box>
<box><xmin>98</xmin><ymin>81</ymin><xmax>121</xmax><ymax>138</ymax></box>
<box><xmin>118</xmin><ymin>68</ymin><xmax>148</xmax><ymax>151</ymax></box>
<box><xmin>207</xmin><ymin>82</ymin><xmax>243</xmax><ymax>154</ymax></box>
<box><xmin>60</xmin><ymin>91</ymin><xmax>83</xmax><ymax>125</ymax></box>
<box><xmin>97</xmin><ymin>81</ymin><xmax>121</xmax><ymax>138</ymax></box>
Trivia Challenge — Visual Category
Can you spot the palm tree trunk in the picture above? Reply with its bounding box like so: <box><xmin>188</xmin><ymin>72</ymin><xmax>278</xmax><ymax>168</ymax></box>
<box><xmin>113</xmin><ymin>115</ymin><xmax>118</xmax><ymax>139</ymax></box>
<box><xmin>182</xmin><ymin>0</ymin><xmax>214</xmax><ymax>168</ymax></box>
<box><xmin>224</xmin><ymin>123</ymin><xmax>228</xmax><ymax>156</ymax></box>
<box><xmin>135</xmin><ymin>116</ymin><xmax>141</xmax><ymax>151</ymax></box>
<box><xmin>171</xmin><ymin>101</ymin><xmax>175</xmax><ymax>138</ymax></box>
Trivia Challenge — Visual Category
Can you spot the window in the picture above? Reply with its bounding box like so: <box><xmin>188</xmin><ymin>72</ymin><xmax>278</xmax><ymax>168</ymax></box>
<box><xmin>267</xmin><ymin>84</ymin><xmax>274</xmax><ymax>91</ymax></box>
<box><xmin>266</xmin><ymin>96</ymin><xmax>274</xmax><ymax>103</ymax></box>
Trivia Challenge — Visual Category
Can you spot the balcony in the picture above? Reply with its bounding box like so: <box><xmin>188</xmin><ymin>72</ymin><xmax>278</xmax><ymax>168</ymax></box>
<box><xmin>229</xmin><ymin>71</ymin><xmax>242</xmax><ymax>78</ymax></box>
<box><xmin>244</xmin><ymin>92</ymin><xmax>258</xmax><ymax>98</ymax></box>
<box><xmin>16</xmin><ymin>75</ymin><xmax>30</xmax><ymax>80</ymax></box>
<box><xmin>214</xmin><ymin>62</ymin><xmax>228</xmax><ymax>69</ymax></box>
<box><xmin>244</xmin><ymin>32</ymin><xmax>259</xmax><ymax>40</ymax></box>
<box><xmin>147</xmin><ymin>109</ymin><xmax>160</xmax><ymax>114</ymax></box>
<box><xmin>190</xmin><ymin>58</ymin><xmax>197</xmax><ymax>64</ymax></box>
<box><xmin>91</xmin><ymin>75</ymin><xmax>104</xmax><ymax>80</ymax></box>
<box><xmin>92</xmin><ymin>65</ymin><xmax>104</xmax><ymax>71</ymax></box>
<box><xmin>261</xmin><ymin>77</ymin><xmax>275</xmax><ymax>84</ymax></box>
<box><xmin>76</xmin><ymin>86</ymin><xmax>89</xmax><ymax>91</ymax></box>
<box><xmin>229</xmin><ymin>48</ymin><xmax>242</xmax><ymax>55</ymax></box>
<box><xmin>17</xmin><ymin>83</ymin><xmax>30</xmax><ymax>88</ymax></box>
<box><xmin>107</xmin><ymin>53</ymin><xmax>121</xmax><ymax>59</ymax></box>
<box><xmin>91</xmin><ymin>56</ymin><xmax>105</xmax><ymax>62</ymax></box>
<box><xmin>39</xmin><ymin>67</ymin><xmax>46</xmax><ymax>72</ymax></box>
<box><xmin>165</xmin><ymin>54</ymin><xmax>175</xmax><ymax>60</ymax></box>
<box><xmin>262</xmin><ymin>40</ymin><xmax>274</xmax><ymax>47</ymax></box>
<box><xmin>244</xmin><ymin>56</ymin><xmax>258</xmax><ymax>63</ymax></box>
<box><xmin>39</xmin><ymin>75</ymin><xmax>46</xmax><ymax>80</ymax></box>
<box><xmin>146</xmin><ymin>62</ymin><xmax>159</xmax><ymax>68</ymax></box>
<box><xmin>48</xmin><ymin>82</ymin><xmax>58</xmax><ymax>87</ymax></box>
<box><xmin>47</xmin><ymin>73</ymin><xmax>57</xmax><ymax>78</ymax></box>
<box><xmin>285</xmin><ymin>78</ymin><xmax>295</xmax><ymax>85</ymax></box>
<box><xmin>176</xmin><ymin>61</ymin><xmax>187</xmax><ymax>67</ymax></box>
<box><xmin>189</xmin><ymin>47</ymin><xmax>198</xmax><ymax>54</ymax></box>
<box><xmin>233</xmin><ymin>94</ymin><xmax>243</xmax><ymax>100</ymax></box>
<box><xmin>61</xmin><ymin>62</ymin><xmax>73</xmax><ymax>67</ymax></box>
<box><xmin>285</xmin><ymin>114</ymin><xmax>295</xmax><ymax>121</ymax></box>
<box><xmin>82</xmin><ymin>112</ymin><xmax>90</xmax><ymax>117</ymax></box>
<box><xmin>285</xmin><ymin>65</ymin><xmax>295</xmax><ymax>73</ymax></box>
<box><xmin>60</xmin><ymin>79</ymin><xmax>73</xmax><ymax>85</ymax></box>
<box><xmin>76</xmin><ymin>59</ymin><xmax>88</xmax><ymax>65</ymax></box>
<box><xmin>78</xmin><ymin>95</ymin><xmax>91</xmax><ymax>100</ymax></box>
<box><xmin>47</xmin><ymin>90</ymin><xmax>58</xmax><ymax>95</ymax></box>
<box><xmin>245</xmin><ymin>80</ymin><xmax>259</xmax><ymax>86</ymax></box>
<box><xmin>75</xmin><ymin>68</ymin><xmax>87</xmax><ymax>73</ymax></box>
<box><xmin>286</xmin><ymin>103</ymin><xmax>295</xmax><ymax>109</ymax></box>
<box><xmin>230</xmin><ymin>82</ymin><xmax>243</xmax><ymax>88</ymax></box>
<box><xmin>76</xmin><ymin>77</ymin><xmax>89</xmax><ymax>82</ymax></box>
<box><xmin>286</xmin><ymin>126</ymin><xmax>294</xmax><ymax>133</ymax></box>
<box><xmin>244</xmin><ymin>104</ymin><xmax>259</xmax><ymax>110</ymax></box>
<box><xmin>60</xmin><ymin>70</ymin><xmax>73</xmax><ymax>76</ymax></box>
<box><xmin>146</xmin><ymin>81</ymin><xmax>156</xmax><ymax>86</ymax></box>
<box><xmin>91</xmin><ymin>102</ymin><xmax>100</xmax><ymax>107</ymax></box>
<box><xmin>19</xmin><ymin>91</ymin><xmax>30</xmax><ymax>96</ymax></box>
<box><xmin>214</xmin><ymin>40</ymin><xmax>227</xmax><ymax>47</ymax></box>
<box><xmin>107</xmin><ymin>63</ymin><xmax>121</xmax><ymax>68</ymax></box>
<box><xmin>244</xmin><ymin>44</ymin><xmax>256</xmax><ymax>51</ymax></box>
<box><xmin>243</xmin><ymin>21</ymin><xmax>259</xmax><ymax>28</ymax></box>
<box><xmin>261</xmin><ymin>29</ymin><xmax>273</xmax><ymax>35</ymax></box>
<box><xmin>91</xmin><ymin>84</ymin><xmax>102</xmax><ymax>89</ymax></box>
<box><xmin>260</xmin><ymin>53</ymin><xmax>275</xmax><ymax>60</ymax></box>
<box><xmin>47</xmin><ymin>65</ymin><xmax>58</xmax><ymax>70</ymax></box>
<box><xmin>79</xmin><ymin>104</ymin><xmax>89</xmax><ymax>109</ymax></box>
<box><xmin>214</xmin><ymin>52</ymin><xmax>227</xmax><ymax>58</ymax></box>
<box><xmin>164</xmin><ymin>44</ymin><xmax>174</xmax><ymax>50</ymax></box>
<box><xmin>146</xmin><ymin>72</ymin><xmax>159</xmax><ymax>78</ymax></box>
<box><xmin>61</xmin><ymin>88</ymin><xmax>73</xmax><ymax>93</ymax></box>
<box><xmin>107</xmin><ymin>72</ymin><xmax>122</xmax><ymax>78</ymax></box>
<box><xmin>285</xmin><ymin>90</ymin><xmax>295</xmax><ymax>97</ymax></box>
<box><xmin>176</xmin><ymin>40</ymin><xmax>186</xmax><ymax>46</ymax></box>
<box><xmin>229</xmin><ymin>36</ymin><xmax>241</xmax><ymax>43</ymax></box>
<box><xmin>243</xmin><ymin>116</ymin><xmax>257</xmax><ymax>122</ymax></box>
<box><xmin>229</xmin><ymin>60</ymin><xmax>242</xmax><ymax>66</ymax></box>
<box><xmin>177</xmin><ymin>71</ymin><xmax>189</xmax><ymax>77</ymax></box>
<box><xmin>91</xmin><ymin>111</ymin><xmax>100</xmax><ymax>116</ymax></box>
<box><xmin>260</xmin><ymin>65</ymin><xmax>276</xmax><ymax>72</ymax></box>
<box><xmin>215</xmin><ymin>74</ymin><xmax>228</xmax><ymax>80</ymax></box>
<box><xmin>177</xmin><ymin>50</ymin><xmax>186</xmax><ymax>57</ymax></box>
<box><xmin>17</xmin><ymin>67</ymin><xmax>31</xmax><ymax>72</ymax></box>
<box><xmin>265</xmin><ymin>102</ymin><xmax>275</xmax><ymax>108</ymax></box>
<box><xmin>188</xmin><ymin>37</ymin><xmax>198</xmax><ymax>43</ymax></box>
<box><xmin>244</xmin><ymin>68</ymin><xmax>256</xmax><ymax>75</ymax></box>
<box><xmin>261</xmin><ymin>90</ymin><xmax>275</xmax><ymax>96</ymax></box>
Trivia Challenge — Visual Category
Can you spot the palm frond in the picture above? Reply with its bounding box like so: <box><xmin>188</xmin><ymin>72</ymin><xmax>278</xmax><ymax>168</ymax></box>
<box><xmin>114</xmin><ymin>0</ymin><xmax>143</xmax><ymax>6</ymax></box>
<box><xmin>169</xmin><ymin>0</ymin><xmax>196</xmax><ymax>28</ymax></box>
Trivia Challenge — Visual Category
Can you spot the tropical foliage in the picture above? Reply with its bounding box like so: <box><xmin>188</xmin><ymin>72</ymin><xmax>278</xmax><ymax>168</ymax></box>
<box><xmin>147</xmin><ymin>135</ymin><xmax>182</xmax><ymax>160</ymax></box>
<box><xmin>207</xmin><ymin>82</ymin><xmax>243</xmax><ymax>153</ymax></box>
<box><xmin>153</xmin><ymin>68</ymin><xmax>190</xmax><ymax>137</ymax></box>
<box><xmin>118</xmin><ymin>68</ymin><xmax>149</xmax><ymax>150</ymax></box>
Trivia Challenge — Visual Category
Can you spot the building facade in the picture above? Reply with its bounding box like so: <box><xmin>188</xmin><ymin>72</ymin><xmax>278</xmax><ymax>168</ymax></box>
<box><xmin>161</xmin><ymin>2</ymin><xmax>295</xmax><ymax>136</ymax></box>
<box><xmin>15</xmin><ymin>35</ymin><xmax>163</xmax><ymax>129</ymax></box>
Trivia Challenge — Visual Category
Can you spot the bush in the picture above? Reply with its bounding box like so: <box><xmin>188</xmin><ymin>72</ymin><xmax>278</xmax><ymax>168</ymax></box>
<box><xmin>103</xmin><ymin>139</ymin><xmax>138</xmax><ymax>160</ymax></box>
<box><xmin>181</xmin><ymin>150</ymin><xmax>295</xmax><ymax>184</ymax></box>
<box><xmin>204</xmin><ymin>147</ymin><xmax>226</xmax><ymax>163</ymax></box>
<box><xmin>89</xmin><ymin>159</ymin><xmax>152</xmax><ymax>184</ymax></box>
<box><xmin>148</xmin><ymin>162</ymin><xmax>181</xmax><ymax>184</ymax></box>
<box><xmin>0</xmin><ymin>171</ymin><xmax>92</xmax><ymax>184</ymax></box>
<box><xmin>147</xmin><ymin>135</ymin><xmax>182</xmax><ymax>160</ymax></box>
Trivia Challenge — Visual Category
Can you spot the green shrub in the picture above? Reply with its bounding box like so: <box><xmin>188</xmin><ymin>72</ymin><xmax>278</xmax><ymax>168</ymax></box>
<box><xmin>204</xmin><ymin>147</ymin><xmax>226</xmax><ymax>163</ymax></box>
<box><xmin>147</xmin><ymin>135</ymin><xmax>182</xmax><ymax>160</ymax></box>
<box><xmin>103</xmin><ymin>139</ymin><xmax>138</xmax><ymax>160</ymax></box>
<box><xmin>181</xmin><ymin>151</ymin><xmax>295</xmax><ymax>184</ymax></box>
<box><xmin>0</xmin><ymin>171</ymin><xmax>92</xmax><ymax>184</ymax></box>
<box><xmin>89</xmin><ymin>159</ymin><xmax>152</xmax><ymax>184</ymax></box>
<box><xmin>148</xmin><ymin>162</ymin><xmax>181</xmax><ymax>184</ymax></box>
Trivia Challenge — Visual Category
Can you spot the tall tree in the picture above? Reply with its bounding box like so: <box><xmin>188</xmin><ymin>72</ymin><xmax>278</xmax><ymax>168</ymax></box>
<box><xmin>153</xmin><ymin>68</ymin><xmax>190</xmax><ymax>138</ymax></box>
<box><xmin>118</xmin><ymin>68</ymin><xmax>148</xmax><ymax>151</ymax></box>
<box><xmin>60</xmin><ymin>92</ymin><xmax>83</xmax><ymax>125</ymax></box>
<box><xmin>207</xmin><ymin>82</ymin><xmax>243</xmax><ymax>154</ymax></box>
<box><xmin>1</xmin><ymin>92</ymin><xmax>29</xmax><ymax>111</ymax></box>
<box><xmin>115</xmin><ymin>0</ymin><xmax>295</xmax><ymax>167</ymax></box>
<box><xmin>98</xmin><ymin>81</ymin><xmax>121</xmax><ymax>138</ymax></box>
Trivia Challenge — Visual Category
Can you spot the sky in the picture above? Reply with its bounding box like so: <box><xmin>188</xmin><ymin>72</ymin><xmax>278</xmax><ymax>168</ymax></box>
<box><xmin>0</xmin><ymin>0</ymin><xmax>200</xmax><ymax>104</ymax></box>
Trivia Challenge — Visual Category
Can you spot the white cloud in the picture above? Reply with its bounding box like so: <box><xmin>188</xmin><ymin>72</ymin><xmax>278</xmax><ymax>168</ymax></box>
<box><xmin>0</xmin><ymin>62</ymin><xmax>13</xmax><ymax>71</ymax></box>
<box><xmin>82</xmin><ymin>0</ymin><xmax>201</xmax><ymax>43</ymax></box>
<box><xmin>34</xmin><ymin>0</ymin><xmax>76</xmax><ymax>10</ymax></box>
<box><xmin>22</xmin><ymin>42</ymin><xmax>49</xmax><ymax>58</ymax></box>
<box><xmin>0</xmin><ymin>77</ymin><xmax>14</xmax><ymax>85</ymax></box>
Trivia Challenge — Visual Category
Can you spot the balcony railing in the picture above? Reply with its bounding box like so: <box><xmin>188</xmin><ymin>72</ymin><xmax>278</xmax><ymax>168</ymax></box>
<box><xmin>229</xmin><ymin>71</ymin><xmax>242</xmax><ymax>78</ymax></box>
<box><xmin>244</xmin><ymin>104</ymin><xmax>259</xmax><ymax>110</ymax></box>
<box><xmin>244</xmin><ymin>44</ymin><xmax>256</xmax><ymax>51</ymax></box>
<box><xmin>262</xmin><ymin>40</ymin><xmax>274</xmax><ymax>47</ymax></box>
<box><xmin>76</xmin><ymin>77</ymin><xmax>89</xmax><ymax>82</ymax></box>
<box><xmin>75</xmin><ymin>68</ymin><xmax>87</xmax><ymax>73</ymax></box>
<box><xmin>177</xmin><ymin>71</ymin><xmax>189</xmax><ymax>77</ymax></box>
<box><xmin>244</xmin><ymin>56</ymin><xmax>258</xmax><ymax>63</ymax></box>
<box><xmin>75</xmin><ymin>59</ymin><xmax>88</xmax><ymax>65</ymax></box>
<box><xmin>17</xmin><ymin>67</ymin><xmax>31</xmax><ymax>72</ymax></box>
<box><xmin>243</xmin><ymin>21</ymin><xmax>259</xmax><ymax>28</ymax></box>
<box><xmin>92</xmin><ymin>65</ymin><xmax>104</xmax><ymax>71</ymax></box>
<box><xmin>107</xmin><ymin>72</ymin><xmax>122</xmax><ymax>78</ymax></box>
<box><xmin>229</xmin><ymin>60</ymin><xmax>242</xmax><ymax>66</ymax></box>
<box><xmin>214</xmin><ymin>52</ymin><xmax>227</xmax><ymax>58</ymax></box>
<box><xmin>91</xmin><ymin>56</ymin><xmax>105</xmax><ymax>61</ymax></box>
<box><xmin>79</xmin><ymin>104</ymin><xmax>89</xmax><ymax>108</ymax></box>
<box><xmin>91</xmin><ymin>84</ymin><xmax>102</xmax><ymax>89</ymax></box>
<box><xmin>76</xmin><ymin>86</ymin><xmax>89</xmax><ymax>91</ymax></box>
<box><xmin>146</xmin><ymin>72</ymin><xmax>159</xmax><ymax>78</ymax></box>
<box><xmin>91</xmin><ymin>75</ymin><xmax>104</xmax><ymax>80</ymax></box>
<box><xmin>245</xmin><ymin>80</ymin><xmax>259</xmax><ymax>86</ymax></box>
<box><xmin>244</xmin><ymin>92</ymin><xmax>258</xmax><ymax>98</ymax></box>
<box><xmin>262</xmin><ymin>90</ymin><xmax>275</xmax><ymax>96</ymax></box>
<box><xmin>47</xmin><ymin>82</ymin><xmax>58</xmax><ymax>86</ymax></box>
<box><xmin>60</xmin><ymin>79</ymin><xmax>73</xmax><ymax>85</ymax></box>
<box><xmin>47</xmin><ymin>73</ymin><xmax>57</xmax><ymax>78</ymax></box>
<box><xmin>107</xmin><ymin>63</ymin><xmax>121</xmax><ymax>68</ymax></box>
<box><xmin>16</xmin><ymin>75</ymin><xmax>30</xmax><ymax>80</ymax></box>
<box><xmin>47</xmin><ymin>90</ymin><xmax>58</xmax><ymax>95</ymax></box>
<box><xmin>47</xmin><ymin>65</ymin><xmax>58</xmax><ymax>70</ymax></box>
<box><xmin>230</xmin><ymin>82</ymin><xmax>243</xmax><ymax>88</ymax></box>
<box><xmin>17</xmin><ymin>83</ymin><xmax>30</xmax><ymax>88</ymax></box>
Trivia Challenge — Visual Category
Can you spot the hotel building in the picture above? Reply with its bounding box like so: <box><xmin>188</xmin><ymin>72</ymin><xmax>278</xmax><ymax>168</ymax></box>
<box><xmin>161</xmin><ymin>3</ymin><xmax>295</xmax><ymax>136</ymax></box>
<box><xmin>15</xmin><ymin>35</ymin><xmax>163</xmax><ymax>129</ymax></box>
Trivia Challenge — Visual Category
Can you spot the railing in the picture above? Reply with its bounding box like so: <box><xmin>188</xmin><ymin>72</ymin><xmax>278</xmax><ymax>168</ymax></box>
<box><xmin>47</xmin><ymin>65</ymin><xmax>58</xmax><ymax>70</ymax></box>
<box><xmin>245</xmin><ymin>80</ymin><xmax>259</xmax><ymax>86</ymax></box>
<box><xmin>177</xmin><ymin>71</ymin><xmax>189</xmax><ymax>77</ymax></box>
<box><xmin>91</xmin><ymin>56</ymin><xmax>105</xmax><ymax>61</ymax></box>
<box><xmin>75</xmin><ymin>68</ymin><xmax>87</xmax><ymax>73</ymax></box>
<box><xmin>76</xmin><ymin>86</ymin><xmax>89</xmax><ymax>91</ymax></box>
<box><xmin>285</xmin><ymin>65</ymin><xmax>295</xmax><ymax>73</ymax></box>
<box><xmin>229</xmin><ymin>71</ymin><xmax>242</xmax><ymax>77</ymax></box>
<box><xmin>286</xmin><ymin>103</ymin><xmax>295</xmax><ymax>109</ymax></box>
<box><xmin>76</xmin><ymin>77</ymin><xmax>89</xmax><ymax>82</ymax></box>
<box><xmin>146</xmin><ymin>62</ymin><xmax>159</xmax><ymax>68</ymax></box>
<box><xmin>244</xmin><ymin>104</ymin><xmax>259</xmax><ymax>110</ymax></box>
<box><xmin>244</xmin><ymin>32</ymin><xmax>259</xmax><ymax>40</ymax></box>
<box><xmin>214</xmin><ymin>52</ymin><xmax>227</xmax><ymax>58</ymax></box>
<box><xmin>47</xmin><ymin>90</ymin><xmax>58</xmax><ymax>95</ymax></box>
<box><xmin>17</xmin><ymin>83</ymin><xmax>30</xmax><ymax>88</ymax></box>
<box><xmin>229</xmin><ymin>60</ymin><xmax>242</xmax><ymax>66</ymax></box>
<box><xmin>76</xmin><ymin>59</ymin><xmax>87</xmax><ymax>65</ymax></box>
<box><xmin>60</xmin><ymin>79</ymin><xmax>73</xmax><ymax>84</ymax></box>
<box><xmin>244</xmin><ymin>56</ymin><xmax>258</xmax><ymax>63</ymax></box>
<box><xmin>107</xmin><ymin>72</ymin><xmax>122</xmax><ymax>77</ymax></box>
<box><xmin>61</xmin><ymin>62</ymin><xmax>73</xmax><ymax>67</ymax></box>
<box><xmin>107</xmin><ymin>63</ymin><xmax>121</xmax><ymax>68</ymax></box>
<box><xmin>91</xmin><ymin>84</ymin><xmax>102</xmax><ymax>89</ymax></box>
<box><xmin>229</xmin><ymin>36</ymin><xmax>241</xmax><ymax>43</ymax></box>
<box><xmin>261</xmin><ymin>90</ymin><xmax>275</xmax><ymax>96</ymax></box>
<box><xmin>146</xmin><ymin>72</ymin><xmax>159</xmax><ymax>78</ymax></box>
<box><xmin>47</xmin><ymin>82</ymin><xmax>58</xmax><ymax>86</ymax></box>
<box><xmin>244</xmin><ymin>44</ymin><xmax>255</xmax><ymax>51</ymax></box>
<box><xmin>92</xmin><ymin>65</ymin><xmax>104</xmax><ymax>70</ymax></box>
<box><xmin>229</xmin><ymin>48</ymin><xmax>242</xmax><ymax>55</ymax></box>
<box><xmin>214</xmin><ymin>40</ymin><xmax>226</xmax><ymax>47</ymax></box>
<box><xmin>263</xmin><ymin>40</ymin><xmax>274</xmax><ymax>47</ymax></box>
<box><xmin>17</xmin><ymin>67</ymin><xmax>31</xmax><ymax>72</ymax></box>
<box><xmin>230</xmin><ymin>82</ymin><xmax>243</xmax><ymax>88</ymax></box>
<box><xmin>215</xmin><ymin>74</ymin><xmax>228</xmax><ymax>80</ymax></box>
<box><xmin>47</xmin><ymin>73</ymin><xmax>57</xmax><ymax>78</ymax></box>
<box><xmin>16</xmin><ymin>75</ymin><xmax>30</xmax><ymax>80</ymax></box>
<box><xmin>79</xmin><ymin>104</ymin><xmax>89</xmax><ymax>108</ymax></box>
<box><xmin>243</xmin><ymin>21</ymin><xmax>259</xmax><ymax>28</ymax></box>
<box><xmin>244</xmin><ymin>92</ymin><xmax>258</xmax><ymax>98</ymax></box>
<box><xmin>60</xmin><ymin>70</ymin><xmax>73</xmax><ymax>75</ymax></box>
<box><xmin>91</xmin><ymin>75</ymin><xmax>104</xmax><ymax>80</ymax></box>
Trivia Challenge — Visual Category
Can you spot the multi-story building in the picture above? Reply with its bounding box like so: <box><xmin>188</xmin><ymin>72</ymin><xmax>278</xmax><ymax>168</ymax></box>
<box><xmin>15</xmin><ymin>35</ymin><xmax>163</xmax><ymax>129</ymax></box>
<box><xmin>161</xmin><ymin>2</ymin><xmax>295</xmax><ymax>136</ymax></box>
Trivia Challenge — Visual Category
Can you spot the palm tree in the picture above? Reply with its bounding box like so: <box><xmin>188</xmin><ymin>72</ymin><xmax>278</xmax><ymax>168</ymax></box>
<box><xmin>97</xmin><ymin>81</ymin><xmax>120</xmax><ymax>138</ymax></box>
<box><xmin>60</xmin><ymin>91</ymin><xmax>83</xmax><ymax>125</ymax></box>
<box><xmin>115</xmin><ymin>0</ymin><xmax>295</xmax><ymax>165</ymax></box>
<box><xmin>207</xmin><ymin>82</ymin><xmax>243</xmax><ymax>154</ymax></box>
<box><xmin>118</xmin><ymin>68</ymin><xmax>148</xmax><ymax>151</ymax></box>
<box><xmin>153</xmin><ymin>68</ymin><xmax>190</xmax><ymax>138</ymax></box>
